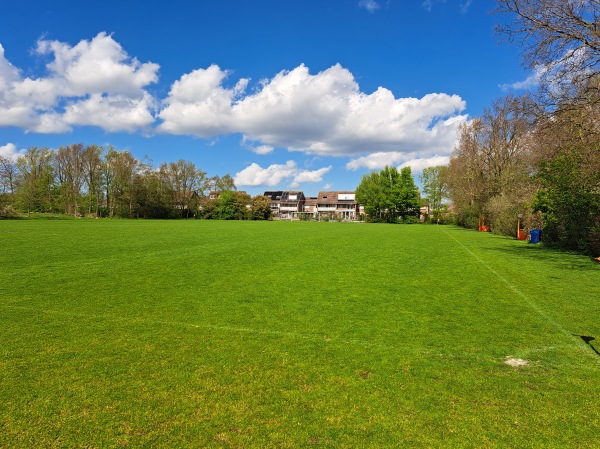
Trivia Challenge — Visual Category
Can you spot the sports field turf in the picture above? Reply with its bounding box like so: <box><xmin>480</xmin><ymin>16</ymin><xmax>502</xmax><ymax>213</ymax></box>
<box><xmin>1</xmin><ymin>219</ymin><xmax>599</xmax><ymax>447</ymax></box>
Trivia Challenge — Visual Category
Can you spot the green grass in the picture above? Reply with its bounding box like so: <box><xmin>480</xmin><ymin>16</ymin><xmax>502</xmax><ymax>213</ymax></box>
<box><xmin>1</xmin><ymin>219</ymin><xmax>599</xmax><ymax>447</ymax></box>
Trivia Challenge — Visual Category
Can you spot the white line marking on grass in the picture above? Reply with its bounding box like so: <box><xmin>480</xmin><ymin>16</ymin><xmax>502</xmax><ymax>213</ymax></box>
<box><xmin>4</xmin><ymin>303</ymin><xmax>600</xmax><ymax>370</ymax></box>
<box><xmin>0</xmin><ymin>304</ymin><xmax>391</xmax><ymax>351</ymax></box>
<box><xmin>443</xmin><ymin>229</ymin><xmax>598</xmax><ymax>361</ymax></box>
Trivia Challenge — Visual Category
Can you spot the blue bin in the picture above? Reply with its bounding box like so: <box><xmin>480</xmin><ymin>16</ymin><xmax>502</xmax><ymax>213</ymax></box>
<box><xmin>530</xmin><ymin>229</ymin><xmax>542</xmax><ymax>244</ymax></box>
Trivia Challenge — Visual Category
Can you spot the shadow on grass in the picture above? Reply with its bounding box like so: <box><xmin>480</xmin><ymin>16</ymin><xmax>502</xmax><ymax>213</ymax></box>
<box><xmin>574</xmin><ymin>335</ymin><xmax>600</xmax><ymax>357</ymax></box>
<box><xmin>485</xmin><ymin>243</ymin><xmax>599</xmax><ymax>272</ymax></box>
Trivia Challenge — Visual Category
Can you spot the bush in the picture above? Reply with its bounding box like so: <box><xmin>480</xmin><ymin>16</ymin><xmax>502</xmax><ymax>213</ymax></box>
<box><xmin>402</xmin><ymin>216</ymin><xmax>420</xmax><ymax>224</ymax></box>
<box><xmin>0</xmin><ymin>205</ymin><xmax>19</xmax><ymax>219</ymax></box>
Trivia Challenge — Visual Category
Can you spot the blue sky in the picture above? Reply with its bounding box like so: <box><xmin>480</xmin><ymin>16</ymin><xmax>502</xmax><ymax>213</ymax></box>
<box><xmin>0</xmin><ymin>0</ymin><xmax>530</xmax><ymax>195</ymax></box>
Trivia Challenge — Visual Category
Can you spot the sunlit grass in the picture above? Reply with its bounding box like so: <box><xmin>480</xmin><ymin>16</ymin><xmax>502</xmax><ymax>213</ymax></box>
<box><xmin>1</xmin><ymin>220</ymin><xmax>599</xmax><ymax>447</ymax></box>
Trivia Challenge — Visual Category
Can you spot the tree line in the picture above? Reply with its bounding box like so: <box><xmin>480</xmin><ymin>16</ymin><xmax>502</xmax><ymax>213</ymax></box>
<box><xmin>446</xmin><ymin>0</ymin><xmax>600</xmax><ymax>255</ymax></box>
<box><xmin>0</xmin><ymin>144</ymin><xmax>272</xmax><ymax>220</ymax></box>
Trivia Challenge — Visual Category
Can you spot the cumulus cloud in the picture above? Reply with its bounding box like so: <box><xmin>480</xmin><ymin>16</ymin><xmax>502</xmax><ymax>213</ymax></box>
<box><xmin>347</xmin><ymin>152</ymin><xmax>449</xmax><ymax>172</ymax></box>
<box><xmin>0</xmin><ymin>33</ymin><xmax>159</xmax><ymax>133</ymax></box>
<box><xmin>234</xmin><ymin>161</ymin><xmax>331</xmax><ymax>187</ymax></box>
<box><xmin>399</xmin><ymin>155</ymin><xmax>450</xmax><ymax>172</ymax></box>
<box><xmin>62</xmin><ymin>93</ymin><xmax>156</xmax><ymax>132</ymax></box>
<box><xmin>159</xmin><ymin>63</ymin><xmax>467</xmax><ymax>158</ymax></box>
<box><xmin>158</xmin><ymin>65</ymin><xmax>247</xmax><ymax>136</ymax></box>
<box><xmin>240</xmin><ymin>136</ymin><xmax>274</xmax><ymax>154</ymax></box>
<box><xmin>2</xmin><ymin>35</ymin><xmax>467</xmax><ymax>164</ymax></box>
<box><xmin>35</xmin><ymin>32</ymin><xmax>158</xmax><ymax>97</ymax></box>
<box><xmin>253</xmin><ymin>145</ymin><xmax>275</xmax><ymax>155</ymax></box>
<box><xmin>358</xmin><ymin>0</ymin><xmax>381</xmax><ymax>13</ymax></box>
<box><xmin>290</xmin><ymin>165</ymin><xmax>332</xmax><ymax>187</ymax></box>
<box><xmin>0</xmin><ymin>143</ymin><xmax>26</xmax><ymax>160</ymax></box>
<box><xmin>346</xmin><ymin>151</ymin><xmax>408</xmax><ymax>171</ymax></box>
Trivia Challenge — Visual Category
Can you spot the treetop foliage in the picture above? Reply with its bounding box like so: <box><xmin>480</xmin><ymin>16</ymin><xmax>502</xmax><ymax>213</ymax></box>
<box><xmin>356</xmin><ymin>165</ymin><xmax>420</xmax><ymax>223</ymax></box>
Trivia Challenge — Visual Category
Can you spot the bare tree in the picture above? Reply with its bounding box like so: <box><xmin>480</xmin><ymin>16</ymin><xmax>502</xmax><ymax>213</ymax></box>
<box><xmin>496</xmin><ymin>0</ymin><xmax>600</xmax><ymax>105</ymax></box>
<box><xmin>55</xmin><ymin>144</ymin><xmax>85</xmax><ymax>216</ymax></box>
<box><xmin>447</xmin><ymin>95</ymin><xmax>538</xmax><ymax>231</ymax></box>
<box><xmin>81</xmin><ymin>145</ymin><xmax>104</xmax><ymax>217</ymax></box>
<box><xmin>105</xmin><ymin>148</ymin><xmax>138</xmax><ymax>218</ymax></box>
<box><xmin>0</xmin><ymin>155</ymin><xmax>17</xmax><ymax>195</ymax></box>
<box><xmin>160</xmin><ymin>160</ymin><xmax>206</xmax><ymax>217</ymax></box>
<box><xmin>16</xmin><ymin>147</ymin><xmax>56</xmax><ymax>215</ymax></box>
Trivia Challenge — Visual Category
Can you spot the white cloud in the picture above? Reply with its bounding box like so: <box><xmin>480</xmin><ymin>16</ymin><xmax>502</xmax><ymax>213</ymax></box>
<box><xmin>35</xmin><ymin>32</ymin><xmax>159</xmax><ymax>97</ymax></box>
<box><xmin>158</xmin><ymin>65</ymin><xmax>248</xmax><ymax>136</ymax></box>
<box><xmin>234</xmin><ymin>161</ymin><xmax>298</xmax><ymax>187</ymax></box>
<box><xmin>0</xmin><ymin>143</ymin><xmax>26</xmax><ymax>160</ymax></box>
<box><xmin>253</xmin><ymin>145</ymin><xmax>275</xmax><ymax>155</ymax></box>
<box><xmin>500</xmin><ymin>67</ymin><xmax>544</xmax><ymax>91</ymax></box>
<box><xmin>347</xmin><ymin>152</ymin><xmax>449</xmax><ymax>172</ymax></box>
<box><xmin>159</xmin><ymin>63</ymin><xmax>467</xmax><ymax>158</ymax></box>
<box><xmin>358</xmin><ymin>0</ymin><xmax>381</xmax><ymax>13</ymax></box>
<box><xmin>399</xmin><ymin>155</ymin><xmax>450</xmax><ymax>172</ymax></box>
<box><xmin>0</xmin><ymin>33</ymin><xmax>159</xmax><ymax>133</ymax></box>
<box><xmin>62</xmin><ymin>93</ymin><xmax>156</xmax><ymax>132</ymax></box>
<box><xmin>2</xmin><ymin>35</ymin><xmax>467</xmax><ymax>161</ymax></box>
<box><xmin>240</xmin><ymin>136</ymin><xmax>274</xmax><ymax>154</ymax></box>
<box><xmin>234</xmin><ymin>161</ymin><xmax>332</xmax><ymax>188</ymax></box>
<box><xmin>347</xmin><ymin>151</ymin><xmax>408</xmax><ymax>171</ymax></box>
<box><xmin>290</xmin><ymin>165</ymin><xmax>332</xmax><ymax>187</ymax></box>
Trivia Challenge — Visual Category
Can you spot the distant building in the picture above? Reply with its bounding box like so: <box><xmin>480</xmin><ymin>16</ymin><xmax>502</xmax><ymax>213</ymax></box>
<box><xmin>263</xmin><ymin>190</ymin><xmax>362</xmax><ymax>221</ymax></box>
<box><xmin>263</xmin><ymin>191</ymin><xmax>305</xmax><ymax>218</ymax></box>
<box><xmin>316</xmin><ymin>191</ymin><xmax>359</xmax><ymax>220</ymax></box>
<box><xmin>302</xmin><ymin>197</ymin><xmax>318</xmax><ymax>217</ymax></box>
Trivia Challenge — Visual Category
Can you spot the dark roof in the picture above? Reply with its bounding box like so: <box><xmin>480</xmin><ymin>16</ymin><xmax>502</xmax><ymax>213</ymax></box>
<box><xmin>264</xmin><ymin>190</ymin><xmax>306</xmax><ymax>201</ymax></box>
<box><xmin>281</xmin><ymin>191</ymin><xmax>305</xmax><ymax>201</ymax></box>
<box><xmin>263</xmin><ymin>191</ymin><xmax>284</xmax><ymax>200</ymax></box>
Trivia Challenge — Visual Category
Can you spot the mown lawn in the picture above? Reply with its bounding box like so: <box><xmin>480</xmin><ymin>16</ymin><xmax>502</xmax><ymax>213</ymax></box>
<box><xmin>1</xmin><ymin>219</ymin><xmax>599</xmax><ymax>447</ymax></box>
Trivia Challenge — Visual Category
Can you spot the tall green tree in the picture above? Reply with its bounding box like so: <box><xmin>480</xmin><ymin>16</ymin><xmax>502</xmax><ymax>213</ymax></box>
<box><xmin>251</xmin><ymin>195</ymin><xmax>272</xmax><ymax>220</ymax></box>
<box><xmin>213</xmin><ymin>190</ymin><xmax>236</xmax><ymax>220</ymax></box>
<box><xmin>420</xmin><ymin>166</ymin><xmax>448</xmax><ymax>213</ymax></box>
<box><xmin>356</xmin><ymin>170</ymin><xmax>386</xmax><ymax>221</ymax></box>
<box><xmin>16</xmin><ymin>147</ymin><xmax>56</xmax><ymax>215</ymax></box>
<box><xmin>356</xmin><ymin>165</ymin><xmax>419</xmax><ymax>223</ymax></box>
<box><xmin>396</xmin><ymin>166</ymin><xmax>420</xmax><ymax>220</ymax></box>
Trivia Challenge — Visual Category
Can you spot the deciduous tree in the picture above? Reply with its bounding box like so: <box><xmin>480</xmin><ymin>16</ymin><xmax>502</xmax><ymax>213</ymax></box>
<box><xmin>496</xmin><ymin>0</ymin><xmax>600</xmax><ymax>105</ymax></box>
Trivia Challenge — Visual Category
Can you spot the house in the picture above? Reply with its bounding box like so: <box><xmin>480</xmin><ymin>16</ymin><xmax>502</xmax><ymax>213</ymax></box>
<box><xmin>263</xmin><ymin>191</ymin><xmax>305</xmax><ymax>218</ymax></box>
<box><xmin>316</xmin><ymin>191</ymin><xmax>359</xmax><ymax>220</ymax></box>
<box><xmin>262</xmin><ymin>190</ymin><xmax>363</xmax><ymax>220</ymax></box>
<box><xmin>263</xmin><ymin>191</ymin><xmax>284</xmax><ymax>216</ymax></box>
<box><xmin>302</xmin><ymin>197</ymin><xmax>318</xmax><ymax>218</ymax></box>
<box><xmin>174</xmin><ymin>190</ymin><xmax>199</xmax><ymax>209</ymax></box>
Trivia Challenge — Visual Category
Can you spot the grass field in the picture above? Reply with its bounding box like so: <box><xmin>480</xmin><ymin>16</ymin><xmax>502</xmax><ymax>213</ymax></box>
<box><xmin>1</xmin><ymin>219</ymin><xmax>599</xmax><ymax>447</ymax></box>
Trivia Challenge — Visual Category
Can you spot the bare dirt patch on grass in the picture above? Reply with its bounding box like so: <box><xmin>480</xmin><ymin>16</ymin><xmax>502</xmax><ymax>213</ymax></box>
<box><xmin>505</xmin><ymin>357</ymin><xmax>529</xmax><ymax>367</ymax></box>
